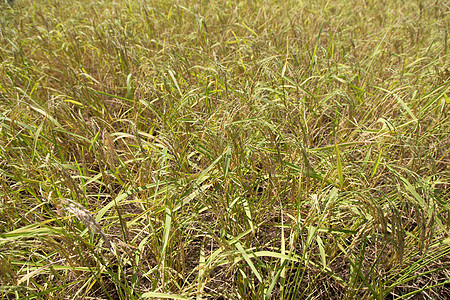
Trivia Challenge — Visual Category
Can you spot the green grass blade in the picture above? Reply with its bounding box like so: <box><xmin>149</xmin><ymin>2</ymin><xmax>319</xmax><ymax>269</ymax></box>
<box><xmin>334</xmin><ymin>137</ymin><xmax>344</xmax><ymax>188</ymax></box>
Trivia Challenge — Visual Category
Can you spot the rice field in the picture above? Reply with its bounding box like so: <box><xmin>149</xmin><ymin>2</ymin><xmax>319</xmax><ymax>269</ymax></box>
<box><xmin>0</xmin><ymin>0</ymin><xmax>449</xmax><ymax>299</ymax></box>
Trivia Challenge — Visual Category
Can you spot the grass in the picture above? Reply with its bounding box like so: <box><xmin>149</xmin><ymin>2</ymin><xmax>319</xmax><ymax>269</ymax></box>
<box><xmin>0</xmin><ymin>0</ymin><xmax>449</xmax><ymax>299</ymax></box>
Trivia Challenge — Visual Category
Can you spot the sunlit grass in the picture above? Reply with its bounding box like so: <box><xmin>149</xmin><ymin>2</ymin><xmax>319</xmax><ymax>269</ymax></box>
<box><xmin>1</xmin><ymin>0</ymin><xmax>449</xmax><ymax>299</ymax></box>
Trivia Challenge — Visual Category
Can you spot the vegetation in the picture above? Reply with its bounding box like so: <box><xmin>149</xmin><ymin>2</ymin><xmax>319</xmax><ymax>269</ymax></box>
<box><xmin>0</xmin><ymin>0</ymin><xmax>449</xmax><ymax>298</ymax></box>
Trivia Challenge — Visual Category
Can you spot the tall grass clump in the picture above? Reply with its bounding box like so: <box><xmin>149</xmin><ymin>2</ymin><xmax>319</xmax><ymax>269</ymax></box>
<box><xmin>1</xmin><ymin>0</ymin><xmax>449</xmax><ymax>299</ymax></box>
